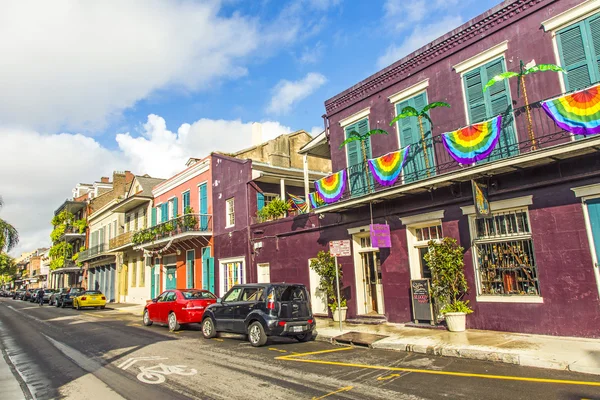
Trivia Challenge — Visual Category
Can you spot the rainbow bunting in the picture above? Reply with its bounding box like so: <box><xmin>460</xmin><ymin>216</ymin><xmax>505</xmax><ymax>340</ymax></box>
<box><xmin>367</xmin><ymin>146</ymin><xmax>410</xmax><ymax>187</ymax></box>
<box><xmin>441</xmin><ymin>115</ymin><xmax>502</xmax><ymax>164</ymax></box>
<box><xmin>314</xmin><ymin>170</ymin><xmax>346</xmax><ymax>204</ymax></box>
<box><xmin>309</xmin><ymin>192</ymin><xmax>325</xmax><ymax>209</ymax></box>
<box><xmin>541</xmin><ymin>84</ymin><xmax>600</xmax><ymax>136</ymax></box>
<box><xmin>287</xmin><ymin>193</ymin><xmax>308</xmax><ymax>214</ymax></box>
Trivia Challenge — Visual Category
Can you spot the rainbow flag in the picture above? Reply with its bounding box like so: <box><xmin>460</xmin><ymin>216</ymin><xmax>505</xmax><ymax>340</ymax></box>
<box><xmin>314</xmin><ymin>170</ymin><xmax>347</xmax><ymax>203</ymax></box>
<box><xmin>441</xmin><ymin>115</ymin><xmax>502</xmax><ymax>164</ymax></box>
<box><xmin>287</xmin><ymin>193</ymin><xmax>308</xmax><ymax>214</ymax></box>
<box><xmin>308</xmin><ymin>192</ymin><xmax>325</xmax><ymax>209</ymax></box>
<box><xmin>367</xmin><ymin>146</ymin><xmax>410</xmax><ymax>187</ymax></box>
<box><xmin>542</xmin><ymin>84</ymin><xmax>600</xmax><ymax>136</ymax></box>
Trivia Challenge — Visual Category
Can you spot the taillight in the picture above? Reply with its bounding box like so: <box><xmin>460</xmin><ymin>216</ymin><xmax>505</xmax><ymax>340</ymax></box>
<box><xmin>81</xmin><ymin>297</ymin><xmax>87</xmax><ymax>301</ymax></box>
<box><xmin>101</xmin><ymin>297</ymin><xmax>106</xmax><ymax>300</ymax></box>
<box><xmin>267</xmin><ymin>292</ymin><xmax>275</xmax><ymax>310</ymax></box>
<box><xmin>308</xmin><ymin>319</ymin><xmax>313</xmax><ymax>324</ymax></box>
<box><xmin>278</xmin><ymin>321</ymin><xmax>286</xmax><ymax>327</ymax></box>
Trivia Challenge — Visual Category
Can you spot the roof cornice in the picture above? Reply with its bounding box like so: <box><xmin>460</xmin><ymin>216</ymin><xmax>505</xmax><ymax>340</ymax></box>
<box><xmin>324</xmin><ymin>0</ymin><xmax>551</xmax><ymax>116</ymax></box>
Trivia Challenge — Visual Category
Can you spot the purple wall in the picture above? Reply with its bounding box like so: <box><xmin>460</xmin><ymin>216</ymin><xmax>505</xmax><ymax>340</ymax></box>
<box><xmin>325</xmin><ymin>0</ymin><xmax>583</xmax><ymax>172</ymax></box>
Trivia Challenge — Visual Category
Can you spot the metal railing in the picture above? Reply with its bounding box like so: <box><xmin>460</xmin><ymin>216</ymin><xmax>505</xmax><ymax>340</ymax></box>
<box><xmin>79</xmin><ymin>243</ymin><xmax>106</xmax><ymax>261</ymax></box>
<box><xmin>316</xmin><ymin>96</ymin><xmax>578</xmax><ymax>206</ymax></box>
<box><xmin>109</xmin><ymin>231</ymin><xmax>133</xmax><ymax>250</ymax></box>
<box><xmin>132</xmin><ymin>214</ymin><xmax>212</xmax><ymax>246</ymax></box>
<box><xmin>63</xmin><ymin>226</ymin><xmax>85</xmax><ymax>235</ymax></box>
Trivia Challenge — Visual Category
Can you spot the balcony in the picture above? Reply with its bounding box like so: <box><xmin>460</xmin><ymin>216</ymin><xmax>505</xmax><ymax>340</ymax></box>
<box><xmin>62</xmin><ymin>225</ymin><xmax>86</xmax><ymax>242</ymax></box>
<box><xmin>132</xmin><ymin>214</ymin><xmax>212</xmax><ymax>247</ymax></box>
<box><xmin>78</xmin><ymin>243</ymin><xmax>106</xmax><ymax>262</ymax></box>
<box><xmin>313</xmin><ymin>93</ymin><xmax>600</xmax><ymax>213</ymax></box>
<box><xmin>109</xmin><ymin>231</ymin><xmax>134</xmax><ymax>251</ymax></box>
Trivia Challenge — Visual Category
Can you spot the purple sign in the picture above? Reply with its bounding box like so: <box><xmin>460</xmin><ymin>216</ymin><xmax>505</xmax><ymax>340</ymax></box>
<box><xmin>370</xmin><ymin>224</ymin><xmax>391</xmax><ymax>248</ymax></box>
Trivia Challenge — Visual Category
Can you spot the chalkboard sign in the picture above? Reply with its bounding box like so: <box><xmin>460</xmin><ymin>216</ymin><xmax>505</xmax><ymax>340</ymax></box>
<box><xmin>410</xmin><ymin>279</ymin><xmax>435</xmax><ymax>325</ymax></box>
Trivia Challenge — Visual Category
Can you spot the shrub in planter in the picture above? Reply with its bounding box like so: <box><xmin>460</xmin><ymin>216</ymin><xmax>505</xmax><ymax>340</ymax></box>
<box><xmin>257</xmin><ymin>198</ymin><xmax>288</xmax><ymax>222</ymax></box>
<box><xmin>309</xmin><ymin>250</ymin><xmax>346</xmax><ymax>321</ymax></box>
<box><xmin>424</xmin><ymin>237</ymin><xmax>473</xmax><ymax>332</ymax></box>
<box><xmin>183</xmin><ymin>206</ymin><xmax>198</xmax><ymax>229</ymax></box>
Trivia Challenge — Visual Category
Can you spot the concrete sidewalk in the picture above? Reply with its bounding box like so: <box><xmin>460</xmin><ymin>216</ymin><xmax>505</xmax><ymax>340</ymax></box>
<box><xmin>0</xmin><ymin>350</ymin><xmax>27</xmax><ymax>400</ymax></box>
<box><xmin>315</xmin><ymin>318</ymin><xmax>600</xmax><ymax>375</ymax></box>
<box><xmin>106</xmin><ymin>302</ymin><xmax>144</xmax><ymax>316</ymax></box>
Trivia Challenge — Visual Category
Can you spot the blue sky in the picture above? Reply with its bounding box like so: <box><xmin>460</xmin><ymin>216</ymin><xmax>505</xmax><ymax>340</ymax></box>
<box><xmin>0</xmin><ymin>0</ymin><xmax>501</xmax><ymax>254</ymax></box>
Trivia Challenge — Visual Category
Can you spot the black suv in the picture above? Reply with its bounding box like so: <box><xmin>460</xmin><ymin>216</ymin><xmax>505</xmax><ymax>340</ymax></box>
<box><xmin>201</xmin><ymin>283</ymin><xmax>315</xmax><ymax>347</ymax></box>
<box><xmin>56</xmin><ymin>287</ymin><xmax>85</xmax><ymax>308</ymax></box>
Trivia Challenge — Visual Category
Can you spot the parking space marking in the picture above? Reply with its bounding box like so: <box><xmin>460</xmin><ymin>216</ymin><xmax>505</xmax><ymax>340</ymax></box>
<box><xmin>212</xmin><ymin>338</ymin><xmax>224</xmax><ymax>342</ymax></box>
<box><xmin>83</xmin><ymin>312</ymin><xmax>107</xmax><ymax>318</ymax></box>
<box><xmin>312</xmin><ymin>386</ymin><xmax>353</xmax><ymax>400</ymax></box>
<box><xmin>268</xmin><ymin>348</ymin><xmax>288</xmax><ymax>353</ymax></box>
<box><xmin>277</xmin><ymin>347</ymin><xmax>600</xmax><ymax>387</ymax></box>
<box><xmin>377</xmin><ymin>373</ymin><xmax>402</xmax><ymax>381</ymax></box>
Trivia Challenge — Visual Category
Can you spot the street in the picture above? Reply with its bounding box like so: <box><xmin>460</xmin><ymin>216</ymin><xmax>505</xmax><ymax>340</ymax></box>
<box><xmin>0</xmin><ymin>298</ymin><xmax>599</xmax><ymax>400</ymax></box>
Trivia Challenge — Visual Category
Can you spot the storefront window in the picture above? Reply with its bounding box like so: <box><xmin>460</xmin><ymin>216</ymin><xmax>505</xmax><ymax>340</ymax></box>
<box><xmin>415</xmin><ymin>224</ymin><xmax>443</xmax><ymax>241</ymax></box>
<box><xmin>223</xmin><ymin>261</ymin><xmax>244</xmax><ymax>293</ymax></box>
<box><xmin>472</xmin><ymin>209</ymin><xmax>540</xmax><ymax>296</ymax></box>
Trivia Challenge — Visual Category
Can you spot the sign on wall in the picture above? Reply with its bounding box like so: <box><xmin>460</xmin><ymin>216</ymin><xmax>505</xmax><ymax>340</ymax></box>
<box><xmin>329</xmin><ymin>240</ymin><xmax>351</xmax><ymax>257</ymax></box>
<box><xmin>370</xmin><ymin>224</ymin><xmax>391</xmax><ymax>248</ymax></box>
<box><xmin>471</xmin><ymin>179</ymin><xmax>491</xmax><ymax>219</ymax></box>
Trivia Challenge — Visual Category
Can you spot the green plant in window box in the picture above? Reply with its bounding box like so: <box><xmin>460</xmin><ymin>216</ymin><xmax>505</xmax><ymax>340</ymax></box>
<box><xmin>423</xmin><ymin>237</ymin><xmax>473</xmax><ymax>332</ymax></box>
<box><xmin>183</xmin><ymin>206</ymin><xmax>198</xmax><ymax>229</ymax></box>
<box><xmin>257</xmin><ymin>198</ymin><xmax>289</xmax><ymax>222</ymax></box>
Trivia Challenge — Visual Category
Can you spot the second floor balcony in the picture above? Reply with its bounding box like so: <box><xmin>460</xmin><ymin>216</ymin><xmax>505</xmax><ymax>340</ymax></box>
<box><xmin>109</xmin><ymin>231</ymin><xmax>134</xmax><ymax>251</ymax></box>
<box><xmin>311</xmin><ymin>92</ymin><xmax>600</xmax><ymax>213</ymax></box>
<box><xmin>132</xmin><ymin>214</ymin><xmax>212</xmax><ymax>247</ymax></box>
<box><xmin>78</xmin><ymin>243</ymin><xmax>106</xmax><ymax>262</ymax></box>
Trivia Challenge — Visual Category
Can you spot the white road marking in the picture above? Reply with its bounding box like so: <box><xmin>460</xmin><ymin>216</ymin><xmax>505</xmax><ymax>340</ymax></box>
<box><xmin>135</xmin><ymin>363</ymin><xmax>197</xmax><ymax>385</ymax></box>
<box><xmin>117</xmin><ymin>356</ymin><xmax>167</xmax><ymax>370</ymax></box>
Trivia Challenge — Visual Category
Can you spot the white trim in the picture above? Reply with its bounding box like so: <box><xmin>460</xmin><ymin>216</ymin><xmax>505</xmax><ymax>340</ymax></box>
<box><xmin>400</xmin><ymin>210</ymin><xmax>445</xmax><ymax>226</ymax></box>
<box><xmin>476</xmin><ymin>296</ymin><xmax>544</xmax><ymax>304</ymax></box>
<box><xmin>339</xmin><ymin>107</ymin><xmax>370</xmax><ymax>128</ymax></box>
<box><xmin>453</xmin><ymin>41</ymin><xmax>509</xmax><ymax>75</ymax></box>
<box><xmin>225</xmin><ymin>197</ymin><xmax>235</xmax><ymax>228</ymax></box>
<box><xmin>347</xmin><ymin>225</ymin><xmax>371</xmax><ymax>235</ymax></box>
<box><xmin>196</xmin><ymin>180</ymin><xmax>208</xmax><ymax>188</ymax></box>
<box><xmin>581</xmin><ymin>198</ymin><xmax>600</xmax><ymax>299</ymax></box>
<box><xmin>388</xmin><ymin>79</ymin><xmax>429</xmax><ymax>105</ymax></box>
<box><xmin>572</xmin><ymin>184</ymin><xmax>600</xmax><ymax>198</ymax></box>
<box><xmin>218</xmin><ymin>256</ymin><xmax>245</xmax><ymax>296</ymax></box>
<box><xmin>542</xmin><ymin>0</ymin><xmax>600</xmax><ymax>32</ymax></box>
<box><xmin>461</xmin><ymin>195</ymin><xmax>533</xmax><ymax>215</ymax></box>
<box><xmin>152</xmin><ymin>159</ymin><xmax>210</xmax><ymax>197</ymax></box>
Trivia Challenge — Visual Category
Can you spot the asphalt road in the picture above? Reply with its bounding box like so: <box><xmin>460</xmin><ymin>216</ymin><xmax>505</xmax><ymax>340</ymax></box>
<box><xmin>1</xmin><ymin>298</ymin><xmax>599</xmax><ymax>400</ymax></box>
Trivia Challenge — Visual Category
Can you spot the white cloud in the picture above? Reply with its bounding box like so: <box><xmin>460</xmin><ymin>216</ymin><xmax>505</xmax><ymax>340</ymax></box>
<box><xmin>307</xmin><ymin>0</ymin><xmax>342</xmax><ymax>10</ymax></box>
<box><xmin>266</xmin><ymin>72</ymin><xmax>327</xmax><ymax>115</ymax></box>
<box><xmin>310</xmin><ymin>126</ymin><xmax>324</xmax><ymax>136</ymax></box>
<box><xmin>0</xmin><ymin>0</ymin><xmax>259</xmax><ymax>132</ymax></box>
<box><xmin>299</xmin><ymin>42</ymin><xmax>325</xmax><ymax>64</ymax></box>
<box><xmin>383</xmin><ymin>0</ymin><xmax>427</xmax><ymax>31</ymax></box>
<box><xmin>0</xmin><ymin>115</ymin><xmax>293</xmax><ymax>256</ymax></box>
<box><xmin>377</xmin><ymin>16</ymin><xmax>464</xmax><ymax>69</ymax></box>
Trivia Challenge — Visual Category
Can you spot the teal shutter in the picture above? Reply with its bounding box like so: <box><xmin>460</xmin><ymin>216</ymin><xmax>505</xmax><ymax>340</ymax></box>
<box><xmin>161</xmin><ymin>203</ymin><xmax>168</xmax><ymax>222</ymax></box>
<box><xmin>257</xmin><ymin>192</ymin><xmax>265</xmax><ymax>211</ymax></box>
<box><xmin>173</xmin><ymin>197</ymin><xmax>178</xmax><ymax>217</ymax></box>
<box><xmin>182</xmin><ymin>191</ymin><xmax>190</xmax><ymax>212</ymax></box>
<box><xmin>91</xmin><ymin>231</ymin><xmax>98</xmax><ymax>249</ymax></box>
<box><xmin>557</xmin><ymin>21</ymin><xmax>595</xmax><ymax>91</ymax></box>
<box><xmin>463</xmin><ymin>57</ymin><xmax>518</xmax><ymax>163</ymax></box>
<box><xmin>186</xmin><ymin>250</ymin><xmax>195</xmax><ymax>288</ymax></box>
<box><xmin>208</xmin><ymin>257</ymin><xmax>215</xmax><ymax>293</ymax></box>
<box><xmin>151</xmin><ymin>207</ymin><xmax>157</xmax><ymax>227</ymax></box>
<box><xmin>202</xmin><ymin>247</ymin><xmax>210</xmax><ymax>290</ymax></box>
<box><xmin>199</xmin><ymin>183</ymin><xmax>208</xmax><ymax>230</ymax></box>
<box><xmin>396</xmin><ymin>92</ymin><xmax>435</xmax><ymax>182</ymax></box>
<box><xmin>345</xmin><ymin>118</ymin><xmax>372</xmax><ymax>197</ymax></box>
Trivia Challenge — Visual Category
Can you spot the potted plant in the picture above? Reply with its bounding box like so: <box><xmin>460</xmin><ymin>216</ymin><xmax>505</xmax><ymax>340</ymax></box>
<box><xmin>183</xmin><ymin>206</ymin><xmax>198</xmax><ymax>229</ymax></box>
<box><xmin>423</xmin><ymin>237</ymin><xmax>473</xmax><ymax>332</ymax></box>
<box><xmin>310</xmin><ymin>250</ymin><xmax>347</xmax><ymax>322</ymax></box>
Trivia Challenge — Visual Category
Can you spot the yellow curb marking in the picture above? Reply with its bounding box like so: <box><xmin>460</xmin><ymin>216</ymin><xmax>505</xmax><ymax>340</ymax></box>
<box><xmin>83</xmin><ymin>312</ymin><xmax>106</xmax><ymax>318</ymax></box>
<box><xmin>212</xmin><ymin>338</ymin><xmax>224</xmax><ymax>342</ymax></box>
<box><xmin>377</xmin><ymin>373</ymin><xmax>401</xmax><ymax>381</ymax></box>
<box><xmin>276</xmin><ymin>347</ymin><xmax>600</xmax><ymax>387</ymax></box>
<box><xmin>312</xmin><ymin>386</ymin><xmax>353</xmax><ymax>400</ymax></box>
<box><xmin>268</xmin><ymin>348</ymin><xmax>288</xmax><ymax>353</ymax></box>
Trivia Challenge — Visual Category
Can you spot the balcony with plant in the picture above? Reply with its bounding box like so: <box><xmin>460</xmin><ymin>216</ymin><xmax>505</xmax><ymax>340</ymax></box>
<box><xmin>131</xmin><ymin>210</ymin><xmax>212</xmax><ymax>247</ymax></box>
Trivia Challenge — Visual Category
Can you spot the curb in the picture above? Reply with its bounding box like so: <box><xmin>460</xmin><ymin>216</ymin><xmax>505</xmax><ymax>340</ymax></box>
<box><xmin>314</xmin><ymin>331</ymin><xmax>600</xmax><ymax>376</ymax></box>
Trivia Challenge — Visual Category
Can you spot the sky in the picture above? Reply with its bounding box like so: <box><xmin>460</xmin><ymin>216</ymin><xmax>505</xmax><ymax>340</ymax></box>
<box><xmin>0</xmin><ymin>0</ymin><xmax>501</xmax><ymax>256</ymax></box>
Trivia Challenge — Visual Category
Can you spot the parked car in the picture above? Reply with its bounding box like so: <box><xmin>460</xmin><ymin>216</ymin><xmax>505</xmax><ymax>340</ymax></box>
<box><xmin>13</xmin><ymin>290</ymin><xmax>25</xmax><ymax>300</ymax></box>
<box><xmin>29</xmin><ymin>290</ymin><xmax>41</xmax><ymax>302</ymax></box>
<box><xmin>22</xmin><ymin>289</ymin><xmax>35</xmax><ymax>301</ymax></box>
<box><xmin>57</xmin><ymin>287</ymin><xmax>85</xmax><ymax>308</ymax></box>
<box><xmin>50</xmin><ymin>288</ymin><xmax>68</xmax><ymax>306</ymax></box>
<box><xmin>72</xmin><ymin>290</ymin><xmax>107</xmax><ymax>310</ymax></box>
<box><xmin>201</xmin><ymin>283</ymin><xmax>315</xmax><ymax>347</ymax></box>
<box><xmin>42</xmin><ymin>289</ymin><xmax>56</xmax><ymax>304</ymax></box>
<box><xmin>143</xmin><ymin>289</ymin><xmax>217</xmax><ymax>331</ymax></box>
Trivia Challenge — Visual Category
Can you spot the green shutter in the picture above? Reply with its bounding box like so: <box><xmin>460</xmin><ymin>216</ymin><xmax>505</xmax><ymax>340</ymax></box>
<box><xmin>557</xmin><ymin>21</ymin><xmax>594</xmax><ymax>91</ymax></box>
<box><xmin>208</xmin><ymin>257</ymin><xmax>215</xmax><ymax>294</ymax></box>
<box><xmin>199</xmin><ymin>183</ymin><xmax>208</xmax><ymax>229</ymax></box>
<box><xmin>257</xmin><ymin>192</ymin><xmax>265</xmax><ymax>211</ymax></box>
<box><xmin>182</xmin><ymin>191</ymin><xmax>190</xmax><ymax>212</ymax></box>
<box><xmin>187</xmin><ymin>250</ymin><xmax>195</xmax><ymax>289</ymax></box>
<box><xmin>464</xmin><ymin>68</ymin><xmax>488</xmax><ymax>123</ymax></box>
<box><xmin>161</xmin><ymin>203</ymin><xmax>168</xmax><ymax>222</ymax></box>
<box><xmin>151</xmin><ymin>207</ymin><xmax>157</xmax><ymax>227</ymax></box>
<box><xmin>173</xmin><ymin>197</ymin><xmax>178</xmax><ymax>217</ymax></box>
<box><xmin>589</xmin><ymin>15</ymin><xmax>600</xmax><ymax>78</ymax></box>
<box><xmin>202</xmin><ymin>248</ymin><xmax>210</xmax><ymax>290</ymax></box>
<box><xmin>345</xmin><ymin>118</ymin><xmax>372</xmax><ymax>197</ymax></box>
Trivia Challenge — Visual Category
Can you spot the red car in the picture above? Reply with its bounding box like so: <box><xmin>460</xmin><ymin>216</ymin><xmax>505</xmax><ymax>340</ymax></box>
<box><xmin>143</xmin><ymin>289</ymin><xmax>217</xmax><ymax>331</ymax></box>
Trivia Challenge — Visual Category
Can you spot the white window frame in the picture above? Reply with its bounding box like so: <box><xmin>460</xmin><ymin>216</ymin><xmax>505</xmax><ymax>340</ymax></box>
<box><xmin>218</xmin><ymin>257</ymin><xmax>245</xmax><ymax>296</ymax></box>
<box><xmin>263</xmin><ymin>193</ymin><xmax>279</xmax><ymax>207</ymax></box>
<box><xmin>464</xmin><ymin>201</ymin><xmax>543</xmax><ymax>303</ymax></box>
<box><xmin>226</xmin><ymin>198</ymin><xmax>235</xmax><ymax>228</ymax></box>
<box><xmin>257</xmin><ymin>262</ymin><xmax>270</xmax><ymax>283</ymax></box>
<box><xmin>401</xmin><ymin>211</ymin><xmax>445</xmax><ymax>280</ymax></box>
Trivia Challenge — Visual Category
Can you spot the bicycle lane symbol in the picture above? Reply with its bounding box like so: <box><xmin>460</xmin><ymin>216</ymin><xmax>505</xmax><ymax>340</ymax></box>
<box><xmin>117</xmin><ymin>357</ymin><xmax>198</xmax><ymax>385</ymax></box>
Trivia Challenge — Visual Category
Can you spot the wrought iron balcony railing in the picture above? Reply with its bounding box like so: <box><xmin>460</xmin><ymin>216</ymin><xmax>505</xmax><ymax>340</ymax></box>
<box><xmin>315</xmin><ymin>95</ymin><xmax>584</xmax><ymax>207</ymax></box>
<box><xmin>109</xmin><ymin>231</ymin><xmax>134</xmax><ymax>250</ymax></box>
<box><xmin>78</xmin><ymin>243</ymin><xmax>106</xmax><ymax>262</ymax></box>
<box><xmin>132</xmin><ymin>214</ymin><xmax>212</xmax><ymax>246</ymax></box>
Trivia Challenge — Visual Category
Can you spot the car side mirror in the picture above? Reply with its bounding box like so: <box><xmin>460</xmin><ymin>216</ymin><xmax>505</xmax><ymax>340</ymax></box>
<box><xmin>152</xmin><ymin>298</ymin><xmax>158</xmax><ymax>303</ymax></box>
<box><xmin>216</xmin><ymin>298</ymin><xmax>222</xmax><ymax>304</ymax></box>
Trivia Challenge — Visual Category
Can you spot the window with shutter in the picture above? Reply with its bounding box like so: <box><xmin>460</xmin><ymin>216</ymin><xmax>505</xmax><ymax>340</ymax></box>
<box><xmin>344</xmin><ymin>118</ymin><xmax>373</xmax><ymax>197</ymax></box>
<box><xmin>556</xmin><ymin>17</ymin><xmax>599</xmax><ymax>91</ymax></box>
<box><xmin>257</xmin><ymin>192</ymin><xmax>265</xmax><ymax>211</ymax></box>
<box><xmin>463</xmin><ymin>57</ymin><xmax>518</xmax><ymax>163</ymax></box>
<box><xmin>394</xmin><ymin>92</ymin><xmax>435</xmax><ymax>183</ymax></box>
<box><xmin>182</xmin><ymin>191</ymin><xmax>190</xmax><ymax>212</ymax></box>
<box><xmin>199</xmin><ymin>183</ymin><xmax>208</xmax><ymax>229</ymax></box>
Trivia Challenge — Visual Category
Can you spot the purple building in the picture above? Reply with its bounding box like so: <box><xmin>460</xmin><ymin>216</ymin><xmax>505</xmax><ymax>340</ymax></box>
<box><xmin>215</xmin><ymin>0</ymin><xmax>600</xmax><ymax>337</ymax></box>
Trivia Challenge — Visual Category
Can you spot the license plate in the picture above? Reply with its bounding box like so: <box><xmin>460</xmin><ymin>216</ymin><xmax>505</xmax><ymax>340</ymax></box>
<box><xmin>292</xmin><ymin>326</ymin><xmax>305</xmax><ymax>332</ymax></box>
<box><xmin>91</xmin><ymin>297</ymin><xmax>98</xmax><ymax>300</ymax></box>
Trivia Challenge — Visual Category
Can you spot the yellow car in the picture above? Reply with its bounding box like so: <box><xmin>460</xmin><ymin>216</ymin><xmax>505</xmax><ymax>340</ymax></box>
<box><xmin>72</xmin><ymin>290</ymin><xmax>107</xmax><ymax>310</ymax></box>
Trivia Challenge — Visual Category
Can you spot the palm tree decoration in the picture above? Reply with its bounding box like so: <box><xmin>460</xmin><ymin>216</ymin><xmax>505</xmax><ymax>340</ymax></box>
<box><xmin>390</xmin><ymin>102</ymin><xmax>450</xmax><ymax>177</ymax></box>
<box><xmin>483</xmin><ymin>60</ymin><xmax>566</xmax><ymax>150</ymax></box>
<box><xmin>0</xmin><ymin>197</ymin><xmax>19</xmax><ymax>253</ymax></box>
<box><xmin>340</xmin><ymin>128</ymin><xmax>388</xmax><ymax>193</ymax></box>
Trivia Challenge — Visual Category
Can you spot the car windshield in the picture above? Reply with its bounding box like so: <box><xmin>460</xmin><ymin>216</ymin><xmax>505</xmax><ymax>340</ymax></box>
<box><xmin>274</xmin><ymin>285</ymin><xmax>309</xmax><ymax>302</ymax></box>
<box><xmin>181</xmin><ymin>290</ymin><xmax>216</xmax><ymax>300</ymax></box>
<box><xmin>84</xmin><ymin>291</ymin><xmax>102</xmax><ymax>295</ymax></box>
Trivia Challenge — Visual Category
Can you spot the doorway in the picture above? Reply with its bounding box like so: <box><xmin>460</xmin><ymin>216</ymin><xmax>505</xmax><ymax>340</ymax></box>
<box><xmin>257</xmin><ymin>263</ymin><xmax>270</xmax><ymax>283</ymax></box>
<box><xmin>352</xmin><ymin>233</ymin><xmax>385</xmax><ymax>316</ymax></box>
<box><xmin>308</xmin><ymin>259</ymin><xmax>328</xmax><ymax>315</ymax></box>
<box><xmin>583</xmin><ymin>197</ymin><xmax>600</xmax><ymax>299</ymax></box>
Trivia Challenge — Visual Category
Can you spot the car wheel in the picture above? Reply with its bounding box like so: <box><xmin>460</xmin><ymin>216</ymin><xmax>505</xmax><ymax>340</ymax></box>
<box><xmin>295</xmin><ymin>332</ymin><xmax>314</xmax><ymax>342</ymax></box>
<box><xmin>168</xmin><ymin>312</ymin><xmax>180</xmax><ymax>332</ymax></box>
<box><xmin>248</xmin><ymin>321</ymin><xmax>267</xmax><ymax>347</ymax></box>
<box><xmin>143</xmin><ymin>309</ymin><xmax>153</xmax><ymax>326</ymax></box>
<box><xmin>202</xmin><ymin>318</ymin><xmax>216</xmax><ymax>339</ymax></box>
